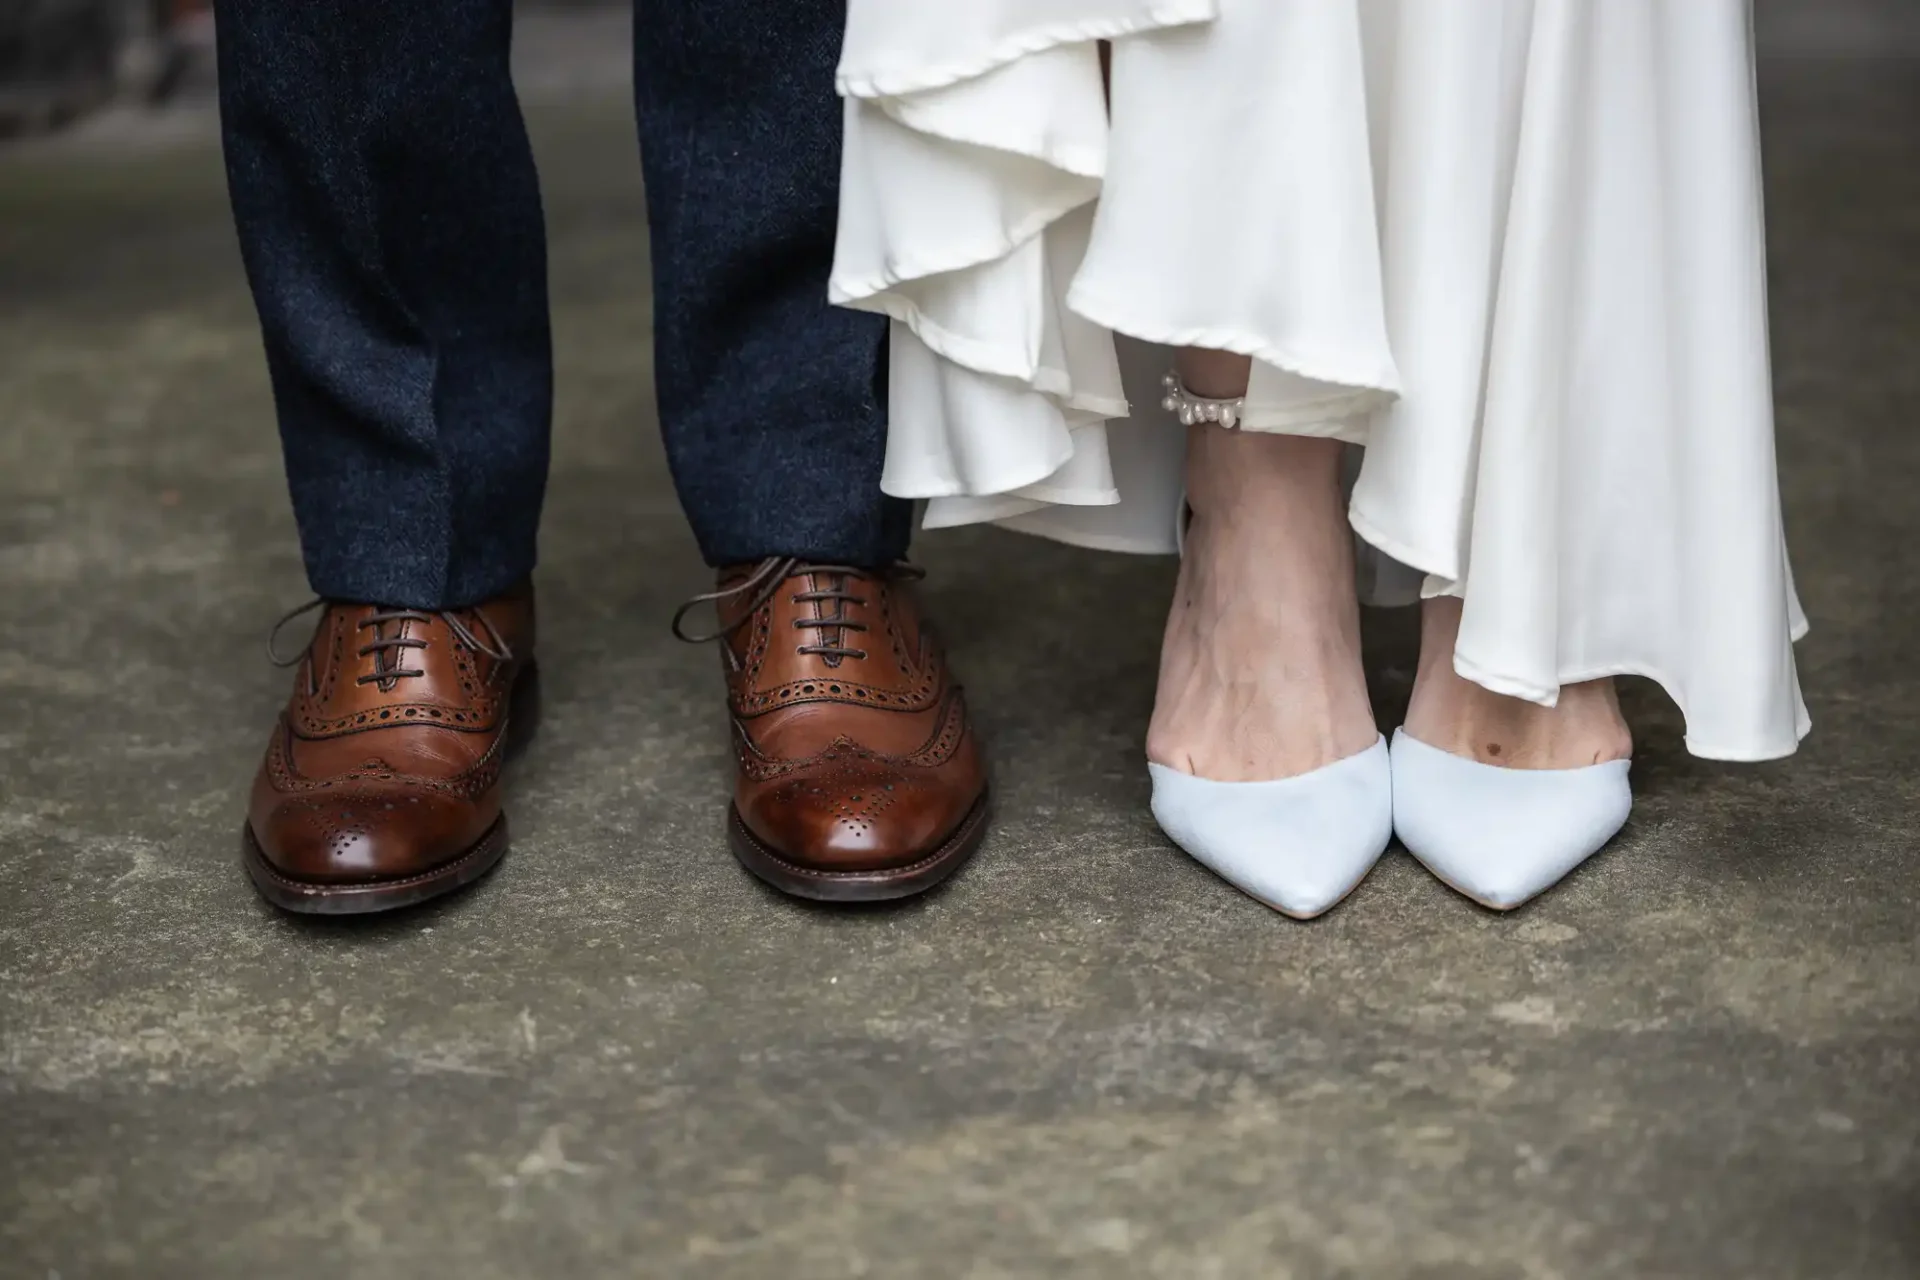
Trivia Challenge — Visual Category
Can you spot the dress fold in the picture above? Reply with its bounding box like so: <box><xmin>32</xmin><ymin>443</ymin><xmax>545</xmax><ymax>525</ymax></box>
<box><xmin>831</xmin><ymin>0</ymin><xmax>1808</xmax><ymax>760</ymax></box>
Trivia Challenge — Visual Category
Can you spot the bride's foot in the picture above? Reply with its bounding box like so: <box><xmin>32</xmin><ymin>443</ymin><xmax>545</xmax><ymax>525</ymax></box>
<box><xmin>1144</xmin><ymin>413</ymin><xmax>1390</xmax><ymax>920</ymax></box>
<box><xmin>1402</xmin><ymin>598</ymin><xmax>1631</xmax><ymax>768</ymax></box>
<box><xmin>1392</xmin><ymin>597</ymin><xmax>1633</xmax><ymax>910</ymax></box>
<box><xmin>1146</xmin><ymin>426</ymin><xmax>1378</xmax><ymax>780</ymax></box>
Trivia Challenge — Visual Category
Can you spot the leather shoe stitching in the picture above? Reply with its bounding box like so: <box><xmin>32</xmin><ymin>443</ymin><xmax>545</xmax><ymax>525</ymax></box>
<box><xmin>264</xmin><ymin>712</ymin><xmax>512</xmax><ymax>800</ymax></box>
<box><xmin>732</xmin><ymin>689</ymin><xmax>971</xmax><ymax>782</ymax></box>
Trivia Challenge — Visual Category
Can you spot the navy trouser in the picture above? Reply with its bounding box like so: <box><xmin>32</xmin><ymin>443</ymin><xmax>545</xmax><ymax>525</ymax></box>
<box><xmin>214</xmin><ymin>0</ymin><xmax>910</xmax><ymax>608</ymax></box>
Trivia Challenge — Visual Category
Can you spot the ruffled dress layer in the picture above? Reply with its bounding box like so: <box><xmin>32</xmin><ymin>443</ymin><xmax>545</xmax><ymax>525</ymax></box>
<box><xmin>829</xmin><ymin>0</ymin><xmax>1808</xmax><ymax>761</ymax></box>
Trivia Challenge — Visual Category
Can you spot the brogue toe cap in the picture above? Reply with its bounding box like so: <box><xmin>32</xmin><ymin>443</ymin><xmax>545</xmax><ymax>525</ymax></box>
<box><xmin>251</xmin><ymin>784</ymin><xmax>494</xmax><ymax>884</ymax></box>
<box><xmin>737</xmin><ymin>762</ymin><xmax>978</xmax><ymax>873</ymax></box>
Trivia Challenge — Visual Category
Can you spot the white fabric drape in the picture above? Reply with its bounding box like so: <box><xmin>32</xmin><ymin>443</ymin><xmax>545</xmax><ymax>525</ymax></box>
<box><xmin>830</xmin><ymin>0</ymin><xmax>1808</xmax><ymax>761</ymax></box>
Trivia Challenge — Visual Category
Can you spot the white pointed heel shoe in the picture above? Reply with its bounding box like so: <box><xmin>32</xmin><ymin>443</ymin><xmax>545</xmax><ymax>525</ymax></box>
<box><xmin>1153</xmin><ymin>383</ymin><xmax>1390</xmax><ymax>918</ymax></box>
<box><xmin>1389</xmin><ymin>729</ymin><xmax>1631</xmax><ymax>910</ymax></box>
<box><xmin>1149</xmin><ymin>736</ymin><xmax>1393</xmax><ymax>919</ymax></box>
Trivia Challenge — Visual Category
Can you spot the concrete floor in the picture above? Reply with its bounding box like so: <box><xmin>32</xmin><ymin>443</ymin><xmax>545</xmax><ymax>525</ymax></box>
<box><xmin>1</xmin><ymin>51</ymin><xmax>1917</xmax><ymax>1280</ymax></box>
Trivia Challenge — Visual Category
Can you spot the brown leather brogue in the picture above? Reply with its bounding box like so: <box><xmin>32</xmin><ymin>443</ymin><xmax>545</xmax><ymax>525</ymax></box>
<box><xmin>680</xmin><ymin>559</ymin><xmax>989</xmax><ymax>902</ymax></box>
<box><xmin>242</xmin><ymin>585</ymin><xmax>537</xmax><ymax>914</ymax></box>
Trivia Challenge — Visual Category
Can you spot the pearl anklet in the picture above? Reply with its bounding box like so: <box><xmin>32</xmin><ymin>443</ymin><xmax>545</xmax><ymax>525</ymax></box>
<box><xmin>1161</xmin><ymin>370</ymin><xmax>1244</xmax><ymax>429</ymax></box>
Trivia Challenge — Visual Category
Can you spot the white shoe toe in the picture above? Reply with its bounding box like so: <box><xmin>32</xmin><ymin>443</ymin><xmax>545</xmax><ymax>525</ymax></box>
<box><xmin>1149</xmin><ymin>736</ymin><xmax>1393</xmax><ymax>919</ymax></box>
<box><xmin>1390</xmin><ymin>729</ymin><xmax>1631</xmax><ymax>910</ymax></box>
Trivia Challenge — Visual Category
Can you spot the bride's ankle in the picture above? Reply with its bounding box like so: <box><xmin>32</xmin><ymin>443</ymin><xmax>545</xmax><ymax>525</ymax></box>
<box><xmin>1173</xmin><ymin>348</ymin><xmax>1342</xmax><ymax>509</ymax></box>
<box><xmin>1183</xmin><ymin>423</ymin><xmax>1345</xmax><ymax>519</ymax></box>
<box><xmin>1175</xmin><ymin>348</ymin><xmax>1252</xmax><ymax>400</ymax></box>
<box><xmin>1150</xmin><ymin>440</ymin><xmax>1374</xmax><ymax>780</ymax></box>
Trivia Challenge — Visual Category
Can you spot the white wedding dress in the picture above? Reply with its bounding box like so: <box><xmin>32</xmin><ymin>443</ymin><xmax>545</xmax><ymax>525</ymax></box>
<box><xmin>828</xmin><ymin>0</ymin><xmax>1808</xmax><ymax>762</ymax></box>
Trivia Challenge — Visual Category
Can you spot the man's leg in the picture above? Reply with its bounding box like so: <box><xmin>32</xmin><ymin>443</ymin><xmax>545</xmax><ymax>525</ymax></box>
<box><xmin>217</xmin><ymin>0</ymin><xmax>551</xmax><ymax>608</ymax></box>
<box><xmin>632</xmin><ymin>0</ymin><xmax>912</xmax><ymax>567</ymax></box>
<box><xmin>218</xmin><ymin>0</ymin><xmax>545</xmax><ymax>913</ymax></box>
<box><xmin>633</xmin><ymin>2</ymin><xmax>987</xmax><ymax>902</ymax></box>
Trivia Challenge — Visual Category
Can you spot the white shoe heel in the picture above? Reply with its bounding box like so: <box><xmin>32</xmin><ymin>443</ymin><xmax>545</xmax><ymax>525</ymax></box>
<box><xmin>1389</xmin><ymin>729</ymin><xmax>1631</xmax><ymax>910</ymax></box>
<box><xmin>1149</xmin><ymin>736</ymin><xmax>1393</xmax><ymax>919</ymax></box>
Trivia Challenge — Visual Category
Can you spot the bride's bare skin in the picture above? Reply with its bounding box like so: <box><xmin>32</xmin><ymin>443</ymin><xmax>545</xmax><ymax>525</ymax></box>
<box><xmin>1402</xmin><ymin>598</ymin><xmax>1633</xmax><ymax>768</ymax></box>
<box><xmin>1148</xmin><ymin>348</ymin><xmax>1634</xmax><ymax>779</ymax></box>
<box><xmin>1146</xmin><ymin>350</ymin><xmax>1376</xmax><ymax>781</ymax></box>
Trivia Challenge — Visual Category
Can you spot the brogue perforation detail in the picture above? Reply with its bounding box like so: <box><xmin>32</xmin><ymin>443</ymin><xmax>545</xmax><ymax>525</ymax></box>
<box><xmin>739</xmin><ymin>604</ymin><xmax>775</xmax><ymax>686</ymax></box>
<box><xmin>732</xmin><ymin>668</ymin><xmax>941</xmax><ymax>717</ymax></box>
<box><xmin>900</xmin><ymin>690</ymin><xmax>971</xmax><ymax>768</ymax></box>
<box><xmin>731</xmin><ymin>688</ymin><xmax>972</xmax><ymax>783</ymax></box>
<box><xmin>289</xmin><ymin>632</ymin><xmax>507</xmax><ymax>737</ymax></box>
<box><xmin>263</xmin><ymin>715</ymin><xmax>509</xmax><ymax>801</ymax></box>
<box><xmin>292</xmin><ymin>698</ymin><xmax>504</xmax><ymax>737</ymax></box>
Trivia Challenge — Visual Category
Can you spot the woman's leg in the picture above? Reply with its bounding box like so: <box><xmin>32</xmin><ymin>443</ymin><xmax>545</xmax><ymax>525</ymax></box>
<box><xmin>1150</xmin><ymin>350</ymin><xmax>1634</xmax><ymax>781</ymax></box>
<box><xmin>1146</xmin><ymin>351</ymin><xmax>1377</xmax><ymax>781</ymax></box>
<box><xmin>1404</xmin><ymin>600</ymin><xmax>1632</xmax><ymax>768</ymax></box>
